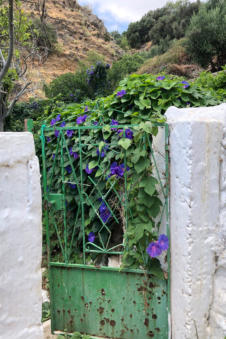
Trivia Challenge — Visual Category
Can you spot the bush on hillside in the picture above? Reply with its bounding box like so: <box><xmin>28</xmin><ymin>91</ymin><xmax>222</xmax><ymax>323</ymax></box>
<box><xmin>107</xmin><ymin>53</ymin><xmax>145</xmax><ymax>89</ymax></box>
<box><xmin>185</xmin><ymin>1</ymin><xmax>226</xmax><ymax>71</ymax></box>
<box><xmin>126</xmin><ymin>0</ymin><xmax>200</xmax><ymax>49</ymax></box>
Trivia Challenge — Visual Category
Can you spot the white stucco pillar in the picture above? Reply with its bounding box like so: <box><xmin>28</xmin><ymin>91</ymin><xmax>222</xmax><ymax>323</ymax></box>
<box><xmin>166</xmin><ymin>103</ymin><xmax>226</xmax><ymax>339</ymax></box>
<box><xmin>0</xmin><ymin>133</ymin><xmax>43</xmax><ymax>339</ymax></box>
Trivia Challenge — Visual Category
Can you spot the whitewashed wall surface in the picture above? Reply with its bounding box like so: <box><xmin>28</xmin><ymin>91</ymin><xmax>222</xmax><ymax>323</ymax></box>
<box><xmin>166</xmin><ymin>103</ymin><xmax>226</xmax><ymax>339</ymax></box>
<box><xmin>0</xmin><ymin>133</ymin><xmax>43</xmax><ymax>339</ymax></box>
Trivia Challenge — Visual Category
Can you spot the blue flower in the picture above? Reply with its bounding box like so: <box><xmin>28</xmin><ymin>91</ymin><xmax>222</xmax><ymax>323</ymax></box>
<box><xmin>117</xmin><ymin>128</ymin><xmax>133</xmax><ymax>140</ymax></box>
<box><xmin>125</xmin><ymin>128</ymin><xmax>133</xmax><ymax>139</ymax></box>
<box><xmin>116</xmin><ymin>90</ymin><xmax>126</xmax><ymax>98</ymax></box>
<box><xmin>93</xmin><ymin>121</ymin><xmax>98</xmax><ymax>126</ymax></box>
<box><xmin>110</xmin><ymin>162</ymin><xmax>129</xmax><ymax>178</ymax></box>
<box><xmin>84</xmin><ymin>106</ymin><xmax>89</xmax><ymax>112</ymax></box>
<box><xmin>52</xmin><ymin>154</ymin><xmax>55</xmax><ymax>160</ymax></box>
<box><xmin>56</xmin><ymin>114</ymin><xmax>61</xmax><ymax>122</ymax></box>
<box><xmin>65</xmin><ymin>165</ymin><xmax>72</xmax><ymax>174</ymax></box>
<box><xmin>156</xmin><ymin>76</ymin><xmax>165</xmax><ymax>81</ymax></box>
<box><xmin>76</xmin><ymin>114</ymin><xmax>88</xmax><ymax>125</ymax></box>
<box><xmin>46</xmin><ymin>137</ymin><xmax>51</xmax><ymax>143</ymax></box>
<box><xmin>88</xmin><ymin>232</ymin><xmax>95</xmax><ymax>243</ymax></box>
<box><xmin>60</xmin><ymin>121</ymin><xmax>66</xmax><ymax>127</ymax></box>
<box><xmin>106</xmin><ymin>63</ymin><xmax>110</xmax><ymax>69</ymax></box>
<box><xmin>66</xmin><ymin>130</ymin><xmax>74</xmax><ymax>138</ymax></box>
<box><xmin>181</xmin><ymin>81</ymin><xmax>190</xmax><ymax>89</ymax></box>
<box><xmin>111</xmin><ymin>119</ymin><xmax>119</xmax><ymax>131</ymax></box>
<box><xmin>54</xmin><ymin>130</ymin><xmax>60</xmax><ymax>138</ymax></box>
<box><xmin>85</xmin><ymin>164</ymin><xmax>94</xmax><ymax>174</ymax></box>
<box><xmin>69</xmin><ymin>183</ymin><xmax>76</xmax><ymax>189</ymax></box>
<box><xmin>50</xmin><ymin>119</ymin><xmax>56</xmax><ymax>126</ymax></box>
<box><xmin>69</xmin><ymin>147</ymin><xmax>79</xmax><ymax>159</ymax></box>
<box><xmin>158</xmin><ymin>234</ymin><xmax>169</xmax><ymax>251</ymax></box>
<box><xmin>146</xmin><ymin>242</ymin><xmax>162</xmax><ymax>258</ymax></box>
<box><xmin>96</xmin><ymin>148</ymin><xmax>105</xmax><ymax>158</ymax></box>
<box><xmin>99</xmin><ymin>202</ymin><xmax>111</xmax><ymax>223</ymax></box>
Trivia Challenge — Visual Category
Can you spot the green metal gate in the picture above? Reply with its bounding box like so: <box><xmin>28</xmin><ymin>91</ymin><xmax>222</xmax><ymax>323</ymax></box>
<box><xmin>41</xmin><ymin>122</ymin><xmax>170</xmax><ymax>339</ymax></box>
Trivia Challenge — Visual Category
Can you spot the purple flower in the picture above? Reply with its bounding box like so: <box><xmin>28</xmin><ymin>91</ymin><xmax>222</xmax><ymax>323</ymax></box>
<box><xmin>85</xmin><ymin>164</ymin><xmax>94</xmax><ymax>174</ymax></box>
<box><xmin>76</xmin><ymin>114</ymin><xmax>88</xmax><ymax>125</ymax></box>
<box><xmin>60</xmin><ymin>121</ymin><xmax>66</xmax><ymax>127</ymax></box>
<box><xmin>146</xmin><ymin>242</ymin><xmax>162</xmax><ymax>258</ymax></box>
<box><xmin>116</xmin><ymin>90</ymin><xmax>126</xmax><ymax>98</ymax></box>
<box><xmin>99</xmin><ymin>202</ymin><xmax>111</xmax><ymax>224</ymax></box>
<box><xmin>66</xmin><ymin>130</ymin><xmax>74</xmax><ymax>138</ymax></box>
<box><xmin>46</xmin><ymin>137</ymin><xmax>51</xmax><ymax>143</ymax></box>
<box><xmin>156</xmin><ymin>76</ymin><xmax>165</xmax><ymax>81</ymax></box>
<box><xmin>181</xmin><ymin>81</ymin><xmax>190</xmax><ymax>89</ymax></box>
<box><xmin>50</xmin><ymin>119</ymin><xmax>56</xmax><ymax>126</ymax></box>
<box><xmin>111</xmin><ymin>119</ymin><xmax>119</xmax><ymax>131</ymax></box>
<box><xmin>52</xmin><ymin>154</ymin><xmax>55</xmax><ymax>160</ymax></box>
<box><xmin>158</xmin><ymin>234</ymin><xmax>169</xmax><ymax>251</ymax></box>
<box><xmin>117</xmin><ymin>128</ymin><xmax>133</xmax><ymax>139</ymax></box>
<box><xmin>54</xmin><ymin>130</ymin><xmax>60</xmax><ymax>138</ymax></box>
<box><xmin>65</xmin><ymin>165</ymin><xmax>72</xmax><ymax>174</ymax></box>
<box><xmin>56</xmin><ymin>114</ymin><xmax>61</xmax><ymax>122</ymax></box>
<box><xmin>97</xmin><ymin>148</ymin><xmax>105</xmax><ymax>158</ymax></box>
<box><xmin>125</xmin><ymin>128</ymin><xmax>133</xmax><ymax>139</ymax></box>
<box><xmin>84</xmin><ymin>106</ymin><xmax>89</xmax><ymax>112</ymax></box>
<box><xmin>88</xmin><ymin>232</ymin><xmax>95</xmax><ymax>243</ymax></box>
<box><xmin>69</xmin><ymin>147</ymin><xmax>79</xmax><ymax>159</ymax></box>
<box><xmin>117</xmin><ymin>129</ymin><xmax>123</xmax><ymax>137</ymax></box>
<box><xmin>110</xmin><ymin>162</ymin><xmax>129</xmax><ymax>178</ymax></box>
<box><xmin>106</xmin><ymin>63</ymin><xmax>110</xmax><ymax>69</ymax></box>
<box><xmin>69</xmin><ymin>183</ymin><xmax>76</xmax><ymax>189</ymax></box>
<box><xmin>93</xmin><ymin>121</ymin><xmax>98</xmax><ymax>126</ymax></box>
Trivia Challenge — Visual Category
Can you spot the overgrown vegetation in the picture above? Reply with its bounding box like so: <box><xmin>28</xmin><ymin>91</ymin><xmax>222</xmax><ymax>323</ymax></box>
<box><xmin>38</xmin><ymin>74</ymin><xmax>220</xmax><ymax>271</ymax></box>
<box><xmin>126</xmin><ymin>0</ymin><xmax>200</xmax><ymax>49</ymax></box>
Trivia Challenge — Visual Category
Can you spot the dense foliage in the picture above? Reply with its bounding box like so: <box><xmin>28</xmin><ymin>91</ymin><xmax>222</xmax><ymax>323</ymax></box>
<box><xmin>185</xmin><ymin>0</ymin><xmax>226</xmax><ymax>70</ymax></box>
<box><xmin>126</xmin><ymin>0</ymin><xmax>200</xmax><ymax>49</ymax></box>
<box><xmin>44</xmin><ymin>54</ymin><xmax>146</xmax><ymax>103</ymax></box>
<box><xmin>39</xmin><ymin>74</ymin><xmax>220</xmax><ymax>271</ymax></box>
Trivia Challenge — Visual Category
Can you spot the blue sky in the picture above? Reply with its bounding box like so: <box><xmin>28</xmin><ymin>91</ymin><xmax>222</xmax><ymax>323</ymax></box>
<box><xmin>78</xmin><ymin>0</ymin><xmax>198</xmax><ymax>33</ymax></box>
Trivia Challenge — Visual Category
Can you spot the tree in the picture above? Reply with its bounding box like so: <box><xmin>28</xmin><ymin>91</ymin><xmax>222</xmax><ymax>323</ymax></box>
<box><xmin>186</xmin><ymin>1</ymin><xmax>226</xmax><ymax>70</ymax></box>
<box><xmin>0</xmin><ymin>0</ymin><xmax>31</xmax><ymax>131</ymax></box>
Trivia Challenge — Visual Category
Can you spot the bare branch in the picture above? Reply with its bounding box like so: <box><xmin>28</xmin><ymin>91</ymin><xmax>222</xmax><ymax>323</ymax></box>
<box><xmin>3</xmin><ymin>81</ymin><xmax>31</xmax><ymax>118</ymax></box>
<box><xmin>0</xmin><ymin>49</ymin><xmax>6</xmax><ymax>66</ymax></box>
<box><xmin>18</xmin><ymin>53</ymin><xmax>32</xmax><ymax>77</ymax></box>
<box><xmin>0</xmin><ymin>0</ymin><xmax>14</xmax><ymax>83</ymax></box>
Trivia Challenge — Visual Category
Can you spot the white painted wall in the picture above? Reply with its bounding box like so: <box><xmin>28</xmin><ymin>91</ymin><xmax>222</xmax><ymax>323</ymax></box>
<box><xmin>0</xmin><ymin>133</ymin><xmax>43</xmax><ymax>339</ymax></box>
<box><xmin>166</xmin><ymin>103</ymin><xmax>226</xmax><ymax>339</ymax></box>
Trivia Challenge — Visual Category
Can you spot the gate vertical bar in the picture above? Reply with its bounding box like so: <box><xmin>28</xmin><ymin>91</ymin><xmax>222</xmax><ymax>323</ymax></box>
<box><xmin>60</xmin><ymin>131</ymin><xmax>68</xmax><ymax>263</ymax></box>
<box><xmin>78</xmin><ymin>128</ymin><xmax>86</xmax><ymax>264</ymax></box>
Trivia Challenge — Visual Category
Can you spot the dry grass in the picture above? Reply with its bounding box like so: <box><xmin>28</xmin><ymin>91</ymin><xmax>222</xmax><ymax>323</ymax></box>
<box><xmin>138</xmin><ymin>39</ymin><xmax>191</xmax><ymax>75</ymax></box>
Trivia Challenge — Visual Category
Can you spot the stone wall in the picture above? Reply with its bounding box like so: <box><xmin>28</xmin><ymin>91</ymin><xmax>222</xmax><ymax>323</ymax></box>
<box><xmin>0</xmin><ymin>133</ymin><xmax>43</xmax><ymax>339</ymax></box>
<box><xmin>166</xmin><ymin>103</ymin><xmax>226</xmax><ymax>339</ymax></box>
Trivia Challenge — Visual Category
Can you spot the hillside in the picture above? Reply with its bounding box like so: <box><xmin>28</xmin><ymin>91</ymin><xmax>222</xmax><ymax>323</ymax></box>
<box><xmin>21</xmin><ymin>0</ymin><xmax>122</xmax><ymax>98</ymax></box>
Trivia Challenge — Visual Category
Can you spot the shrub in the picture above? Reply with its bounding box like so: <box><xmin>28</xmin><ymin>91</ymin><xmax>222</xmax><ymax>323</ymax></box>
<box><xmin>107</xmin><ymin>53</ymin><xmax>145</xmax><ymax>89</ymax></box>
<box><xmin>185</xmin><ymin>1</ymin><xmax>226</xmax><ymax>70</ymax></box>
<box><xmin>31</xmin><ymin>18</ymin><xmax>57</xmax><ymax>53</ymax></box>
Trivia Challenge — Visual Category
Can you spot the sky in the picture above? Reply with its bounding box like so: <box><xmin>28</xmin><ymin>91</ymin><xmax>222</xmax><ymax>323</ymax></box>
<box><xmin>78</xmin><ymin>0</ymin><xmax>198</xmax><ymax>33</ymax></box>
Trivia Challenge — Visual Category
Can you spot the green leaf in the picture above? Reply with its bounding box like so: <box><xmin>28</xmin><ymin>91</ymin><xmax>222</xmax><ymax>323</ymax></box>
<box><xmin>139</xmin><ymin>176</ymin><xmax>158</xmax><ymax>196</ymax></box>
<box><xmin>89</xmin><ymin>160</ymin><xmax>98</xmax><ymax>169</ymax></box>
<box><xmin>134</xmin><ymin>158</ymin><xmax>149</xmax><ymax>173</ymax></box>
<box><xmin>118</xmin><ymin>138</ymin><xmax>132</xmax><ymax>150</ymax></box>
<box><xmin>98</xmin><ymin>141</ymin><xmax>105</xmax><ymax>152</ymax></box>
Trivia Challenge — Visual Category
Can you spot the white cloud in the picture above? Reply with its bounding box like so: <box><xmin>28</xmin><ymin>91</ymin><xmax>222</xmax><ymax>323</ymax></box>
<box><xmin>78</xmin><ymin>0</ymin><xmax>200</xmax><ymax>32</ymax></box>
<box><xmin>79</xmin><ymin>0</ymin><xmax>176</xmax><ymax>23</ymax></box>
